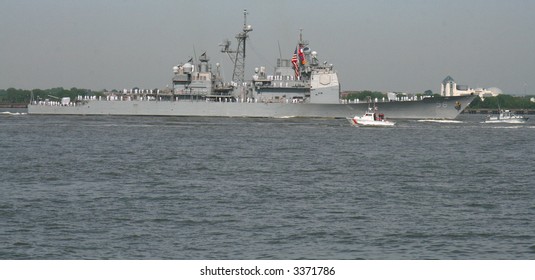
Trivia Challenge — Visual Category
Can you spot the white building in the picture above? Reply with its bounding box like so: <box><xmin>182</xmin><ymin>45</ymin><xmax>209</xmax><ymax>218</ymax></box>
<box><xmin>440</xmin><ymin>76</ymin><xmax>502</xmax><ymax>99</ymax></box>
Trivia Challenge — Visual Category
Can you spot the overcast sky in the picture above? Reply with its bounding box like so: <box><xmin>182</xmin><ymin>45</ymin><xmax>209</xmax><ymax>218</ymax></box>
<box><xmin>1</xmin><ymin>0</ymin><xmax>534</xmax><ymax>94</ymax></box>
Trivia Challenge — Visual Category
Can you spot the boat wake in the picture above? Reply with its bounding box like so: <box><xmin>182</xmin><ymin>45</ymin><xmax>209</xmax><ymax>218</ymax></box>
<box><xmin>416</xmin><ymin>119</ymin><xmax>463</xmax><ymax>124</ymax></box>
<box><xmin>484</xmin><ymin>125</ymin><xmax>526</xmax><ymax>129</ymax></box>
<box><xmin>1</xmin><ymin>111</ymin><xmax>27</xmax><ymax>116</ymax></box>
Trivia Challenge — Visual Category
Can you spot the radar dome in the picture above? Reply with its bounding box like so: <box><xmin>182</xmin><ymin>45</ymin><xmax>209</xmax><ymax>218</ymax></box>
<box><xmin>183</xmin><ymin>63</ymin><xmax>193</xmax><ymax>73</ymax></box>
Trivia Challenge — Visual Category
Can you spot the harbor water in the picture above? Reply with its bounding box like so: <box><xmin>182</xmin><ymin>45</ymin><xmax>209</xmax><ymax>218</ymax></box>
<box><xmin>1</xmin><ymin>111</ymin><xmax>534</xmax><ymax>259</ymax></box>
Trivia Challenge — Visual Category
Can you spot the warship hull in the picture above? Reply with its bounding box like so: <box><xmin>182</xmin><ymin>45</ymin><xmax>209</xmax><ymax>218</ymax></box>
<box><xmin>27</xmin><ymin>11</ymin><xmax>478</xmax><ymax>119</ymax></box>
<box><xmin>28</xmin><ymin>95</ymin><xmax>475</xmax><ymax>119</ymax></box>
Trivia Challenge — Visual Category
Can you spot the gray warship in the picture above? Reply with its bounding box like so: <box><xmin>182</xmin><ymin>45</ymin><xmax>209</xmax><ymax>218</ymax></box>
<box><xmin>28</xmin><ymin>10</ymin><xmax>475</xmax><ymax>119</ymax></box>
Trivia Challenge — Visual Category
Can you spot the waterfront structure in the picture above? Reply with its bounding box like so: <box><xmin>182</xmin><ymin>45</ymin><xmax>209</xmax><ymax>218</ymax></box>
<box><xmin>441</xmin><ymin>76</ymin><xmax>502</xmax><ymax>99</ymax></box>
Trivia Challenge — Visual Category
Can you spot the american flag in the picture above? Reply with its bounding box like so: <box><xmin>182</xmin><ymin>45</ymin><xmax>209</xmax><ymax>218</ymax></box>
<box><xmin>291</xmin><ymin>47</ymin><xmax>299</xmax><ymax>78</ymax></box>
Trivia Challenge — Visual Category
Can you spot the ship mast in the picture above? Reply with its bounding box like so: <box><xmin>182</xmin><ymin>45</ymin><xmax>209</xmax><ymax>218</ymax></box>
<box><xmin>221</xmin><ymin>9</ymin><xmax>252</xmax><ymax>84</ymax></box>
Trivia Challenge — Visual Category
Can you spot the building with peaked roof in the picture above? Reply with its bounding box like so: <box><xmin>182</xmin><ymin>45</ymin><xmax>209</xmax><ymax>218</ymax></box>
<box><xmin>440</xmin><ymin>76</ymin><xmax>501</xmax><ymax>99</ymax></box>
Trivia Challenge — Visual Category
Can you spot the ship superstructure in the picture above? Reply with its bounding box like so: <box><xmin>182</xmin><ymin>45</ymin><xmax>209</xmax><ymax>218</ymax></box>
<box><xmin>171</xmin><ymin>52</ymin><xmax>235</xmax><ymax>102</ymax></box>
<box><xmin>251</xmin><ymin>31</ymin><xmax>340</xmax><ymax>104</ymax></box>
<box><xmin>169</xmin><ymin>11</ymin><xmax>340</xmax><ymax>106</ymax></box>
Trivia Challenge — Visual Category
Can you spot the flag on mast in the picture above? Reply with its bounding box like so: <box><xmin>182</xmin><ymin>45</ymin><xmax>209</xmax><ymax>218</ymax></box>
<box><xmin>291</xmin><ymin>46</ymin><xmax>299</xmax><ymax>78</ymax></box>
<box><xmin>298</xmin><ymin>44</ymin><xmax>306</xmax><ymax>65</ymax></box>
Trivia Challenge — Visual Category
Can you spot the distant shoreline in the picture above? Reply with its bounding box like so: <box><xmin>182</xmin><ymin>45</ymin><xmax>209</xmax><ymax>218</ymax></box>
<box><xmin>0</xmin><ymin>103</ymin><xmax>27</xmax><ymax>108</ymax></box>
<box><xmin>463</xmin><ymin>109</ymin><xmax>535</xmax><ymax>115</ymax></box>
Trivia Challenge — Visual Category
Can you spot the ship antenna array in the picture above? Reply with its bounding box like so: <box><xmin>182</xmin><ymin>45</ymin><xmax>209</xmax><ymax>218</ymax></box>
<box><xmin>220</xmin><ymin>9</ymin><xmax>252</xmax><ymax>84</ymax></box>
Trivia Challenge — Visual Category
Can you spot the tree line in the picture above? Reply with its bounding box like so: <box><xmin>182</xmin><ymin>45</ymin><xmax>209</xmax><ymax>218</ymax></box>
<box><xmin>0</xmin><ymin>88</ymin><xmax>102</xmax><ymax>104</ymax></box>
<box><xmin>468</xmin><ymin>95</ymin><xmax>535</xmax><ymax>109</ymax></box>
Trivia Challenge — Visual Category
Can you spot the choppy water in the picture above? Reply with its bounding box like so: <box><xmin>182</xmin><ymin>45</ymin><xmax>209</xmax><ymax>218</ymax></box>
<box><xmin>1</xmin><ymin>111</ymin><xmax>534</xmax><ymax>259</ymax></box>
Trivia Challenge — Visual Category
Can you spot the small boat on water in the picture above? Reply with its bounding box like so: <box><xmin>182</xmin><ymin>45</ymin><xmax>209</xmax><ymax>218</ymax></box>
<box><xmin>484</xmin><ymin>110</ymin><xmax>528</xmax><ymax>124</ymax></box>
<box><xmin>347</xmin><ymin>106</ymin><xmax>395</xmax><ymax>127</ymax></box>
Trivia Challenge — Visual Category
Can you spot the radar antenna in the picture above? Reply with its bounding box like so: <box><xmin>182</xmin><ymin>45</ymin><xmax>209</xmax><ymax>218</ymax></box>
<box><xmin>220</xmin><ymin>9</ymin><xmax>252</xmax><ymax>84</ymax></box>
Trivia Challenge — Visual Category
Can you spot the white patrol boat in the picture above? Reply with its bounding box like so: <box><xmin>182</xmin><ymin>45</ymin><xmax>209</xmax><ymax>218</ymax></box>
<box><xmin>484</xmin><ymin>110</ymin><xmax>528</xmax><ymax>124</ymax></box>
<box><xmin>347</xmin><ymin>105</ymin><xmax>395</xmax><ymax>127</ymax></box>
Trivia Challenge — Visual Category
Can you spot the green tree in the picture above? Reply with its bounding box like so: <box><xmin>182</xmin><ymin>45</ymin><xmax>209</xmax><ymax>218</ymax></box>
<box><xmin>469</xmin><ymin>95</ymin><xmax>535</xmax><ymax>109</ymax></box>
<box><xmin>1</xmin><ymin>88</ymin><xmax>31</xmax><ymax>103</ymax></box>
<box><xmin>344</xmin><ymin>90</ymin><xmax>386</xmax><ymax>101</ymax></box>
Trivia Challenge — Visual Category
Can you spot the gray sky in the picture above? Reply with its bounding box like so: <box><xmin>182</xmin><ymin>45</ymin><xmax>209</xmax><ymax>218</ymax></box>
<box><xmin>1</xmin><ymin>0</ymin><xmax>534</xmax><ymax>95</ymax></box>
